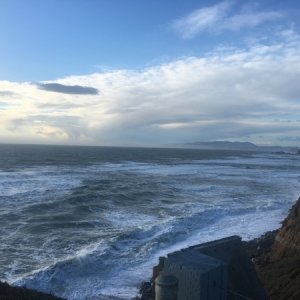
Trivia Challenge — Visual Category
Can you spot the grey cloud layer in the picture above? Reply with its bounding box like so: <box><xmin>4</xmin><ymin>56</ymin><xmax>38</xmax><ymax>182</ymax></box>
<box><xmin>37</xmin><ymin>82</ymin><xmax>99</xmax><ymax>95</ymax></box>
<box><xmin>8</xmin><ymin>115</ymin><xmax>85</xmax><ymax>141</ymax></box>
<box><xmin>0</xmin><ymin>91</ymin><xmax>17</xmax><ymax>97</ymax></box>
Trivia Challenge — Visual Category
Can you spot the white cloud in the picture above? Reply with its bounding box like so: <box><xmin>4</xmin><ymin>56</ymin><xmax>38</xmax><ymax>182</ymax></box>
<box><xmin>224</xmin><ymin>10</ymin><xmax>283</xmax><ymax>31</ymax></box>
<box><xmin>1</xmin><ymin>34</ymin><xmax>300</xmax><ymax>146</ymax></box>
<box><xmin>172</xmin><ymin>1</ymin><xmax>233</xmax><ymax>38</ymax></box>
<box><xmin>172</xmin><ymin>1</ymin><xmax>284</xmax><ymax>39</ymax></box>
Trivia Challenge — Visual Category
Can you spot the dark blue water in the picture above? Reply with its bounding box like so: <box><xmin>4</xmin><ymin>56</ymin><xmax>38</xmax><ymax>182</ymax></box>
<box><xmin>0</xmin><ymin>144</ymin><xmax>299</xmax><ymax>299</ymax></box>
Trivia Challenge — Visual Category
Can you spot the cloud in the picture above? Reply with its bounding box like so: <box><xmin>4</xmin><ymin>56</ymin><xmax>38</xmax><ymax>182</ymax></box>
<box><xmin>0</xmin><ymin>32</ymin><xmax>300</xmax><ymax>146</ymax></box>
<box><xmin>37</xmin><ymin>102</ymin><xmax>85</xmax><ymax>109</ymax></box>
<box><xmin>36</xmin><ymin>82</ymin><xmax>99</xmax><ymax>95</ymax></box>
<box><xmin>172</xmin><ymin>1</ymin><xmax>284</xmax><ymax>38</ymax></box>
<box><xmin>0</xmin><ymin>90</ymin><xmax>17</xmax><ymax>97</ymax></box>
<box><xmin>8</xmin><ymin>115</ymin><xmax>85</xmax><ymax>141</ymax></box>
<box><xmin>172</xmin><ymin>1</ymin><xmax>232</xmax><ymax>38</ymax></box>
<box><xmin>224</xmin><ymin>10</ymin><xmax>283</xmax><ymax>31</ymax></box>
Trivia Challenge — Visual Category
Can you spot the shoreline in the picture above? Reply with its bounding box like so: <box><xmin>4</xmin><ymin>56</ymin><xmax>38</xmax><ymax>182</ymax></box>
<box><xmin>1</xmin><ymin>197</ymin><xmax>299</xmax><ymax>300</ymax></box>
<box><xmin>137</xmin><ymin>196</ymin><xmax>300</xmax><ymax>300</ymax></box>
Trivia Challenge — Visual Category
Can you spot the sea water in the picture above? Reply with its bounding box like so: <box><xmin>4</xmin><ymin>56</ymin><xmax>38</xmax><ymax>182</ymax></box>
<box><xmin>0</xmin><ymin>144</ymin><xmax>299</xmax><ymax>299</ymax></box>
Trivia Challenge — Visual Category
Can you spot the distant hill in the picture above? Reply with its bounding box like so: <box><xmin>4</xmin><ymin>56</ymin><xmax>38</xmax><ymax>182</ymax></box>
<box><xmin>184</xmin><ymin>141</ymin><xmax>258</xmax><ymax>150</ymax></box>
<box><xmin>182</xmin><ymin>141</ymin><xmax>295</xmax><ymax>152</ymax></box>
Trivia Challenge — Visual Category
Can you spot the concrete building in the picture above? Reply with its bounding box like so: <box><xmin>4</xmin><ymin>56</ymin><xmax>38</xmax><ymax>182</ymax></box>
<box><xmin>154</xmin><ymin>236</ymin><xmax>267</xmax><ymax>300</ymax></box>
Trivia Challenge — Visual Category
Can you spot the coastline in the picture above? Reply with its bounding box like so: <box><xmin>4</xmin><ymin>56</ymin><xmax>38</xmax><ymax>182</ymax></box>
<box><xmin>1</xmin><ymin>197</ymin><xmax>299</xmax><ymax>300</ymax></box>
<box><xmin>137</xmin><ymin>196</ymin><xmax>300</xmax><ymax>300</ymax></box>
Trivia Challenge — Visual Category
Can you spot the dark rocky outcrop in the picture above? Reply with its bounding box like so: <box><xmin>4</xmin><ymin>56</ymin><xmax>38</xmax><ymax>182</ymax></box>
<box><xmin>243</xmin><ymin>230</ymin><xmax>278</xmax><ymax>266</ymax></box>
<box><xmin>257</xmin><ymin>255</ymin><xmax>300</xmax><ymax>300</ymax></box>
<box><xmin>0</xmin><ymin>281</ymin><xmax>64</xmax><ymax>300</ymax></box>
<box><xmin>132</xmin><ymin>281</ymin><xmax>152</xmax><ymax>300</ymax></box>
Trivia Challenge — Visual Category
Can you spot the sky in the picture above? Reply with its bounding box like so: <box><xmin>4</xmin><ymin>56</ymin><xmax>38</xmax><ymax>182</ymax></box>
<box><xmin>0</xmin><ymin>0</ymin><xmax>300</xmax><ymax>147</ymax></box>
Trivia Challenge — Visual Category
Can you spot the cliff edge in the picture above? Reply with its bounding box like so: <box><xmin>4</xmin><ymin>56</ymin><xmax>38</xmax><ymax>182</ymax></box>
<box><xmin>271</xmin><ymin>197</ymin><xmax>300</xmax><ymax>261</ymax></box>
<box><xmin>253</xmin><ymin>197</ymin><xmax>300</xmax><ymax>300</ymax></box>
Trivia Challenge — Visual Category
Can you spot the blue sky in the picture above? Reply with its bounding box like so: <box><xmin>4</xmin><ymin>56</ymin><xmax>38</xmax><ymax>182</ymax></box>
<box><xmin>0</xmin><ymin>0</ymin><xmax>211</xmax><ymax>81</ymax></box>
<box><xmin>0</xmin><ymin>0</ymin><xmax>300</xmax><ymax>146</ymax></box>
<box><xmin>1</xmin><ymin>0</ymin><xmax>298</xmax><ymax>81</ymax></box>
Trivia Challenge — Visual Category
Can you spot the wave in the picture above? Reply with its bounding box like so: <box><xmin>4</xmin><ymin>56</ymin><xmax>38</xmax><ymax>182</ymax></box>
<box><xmin>1</xmin><ymin>149</ymin><xmax>299</xmax><ymax>299</ymax></box>
<box><xmin>12</xmin><ymin>201</ymin><xmax>294</xmax><ymax>299</ymax></box>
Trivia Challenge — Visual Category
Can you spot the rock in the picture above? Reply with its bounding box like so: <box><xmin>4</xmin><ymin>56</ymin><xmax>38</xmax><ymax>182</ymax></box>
<box><xmin>134</xmin><ymin>281</ymin><xmax>153</xmax><ymax>300</ymax></box>
<box><xmin>257</xmin><ymin>254</ymin><xmax>300</xmax><ymax>300</ymax></box>
<box><xmin>0</xmin><ymin>281</ymin><xmax>64</xmax><ymax>300</ymax></box>
<box><xmin>243</xmin><ymin>230</ymin><xmax>277</xmax><ymax>267</ymax></box>
<box><xmin>255</xmin><ymin>196</ymin><xmax>300</xmax><ymax>300</ymax></box>
<box><xmin>139</xmin><ymin>281</ymin><xmax>152</xmax><ymax>300</ymax></box>
<box><xmin>271</xmin><ymin>197</ymin><xmax>300</xmax><ymax>261</ymax></box>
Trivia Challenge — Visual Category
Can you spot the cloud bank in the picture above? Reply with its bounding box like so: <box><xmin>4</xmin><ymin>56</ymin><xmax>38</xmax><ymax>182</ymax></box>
<box><xmin>0</xmin><ymin>31</ymin><xmax>300</xmax><ymax>146</ymax></box>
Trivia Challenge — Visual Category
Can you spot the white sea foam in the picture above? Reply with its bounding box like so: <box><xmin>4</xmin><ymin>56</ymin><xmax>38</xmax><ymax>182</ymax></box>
<box><xmin>92</xmin><ymin>207</ymin><xmax>291</xmax><ymax>299</ymax></box>
<box><xmin>104</xmin><ymin>211</ymin><xmax>160</xmax><ymax>229</ymax></box>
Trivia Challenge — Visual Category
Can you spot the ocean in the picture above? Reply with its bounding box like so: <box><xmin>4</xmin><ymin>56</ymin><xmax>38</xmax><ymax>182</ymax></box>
<box><xmin>0</xmin><ymin>144</ymin><xmax>299</xmax><ymax>299</ymax></box>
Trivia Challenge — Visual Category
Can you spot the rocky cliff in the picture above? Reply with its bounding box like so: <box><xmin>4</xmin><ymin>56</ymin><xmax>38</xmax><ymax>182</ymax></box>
<box><xmin>253</xmin><ymin>197</ymin><xmax>300</xmax><ymax>300</ymax></box>
<box><xmin>271</xmin><ymin>197</ymin><xmax>300</xmax><ymax>261</ymax></box>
